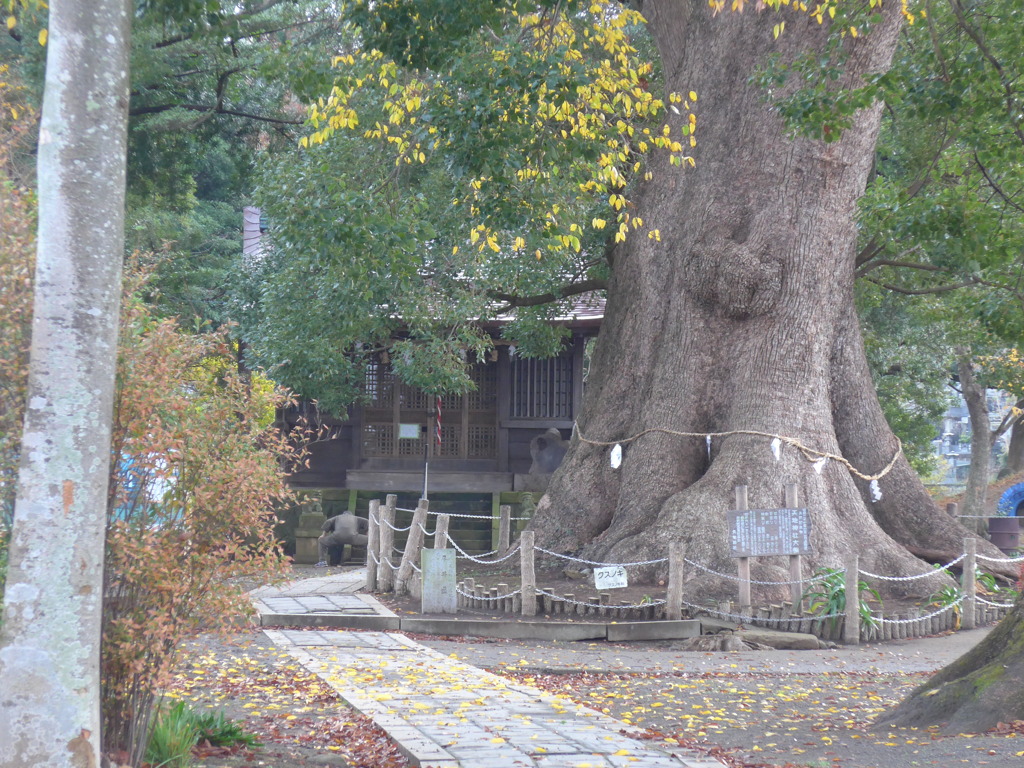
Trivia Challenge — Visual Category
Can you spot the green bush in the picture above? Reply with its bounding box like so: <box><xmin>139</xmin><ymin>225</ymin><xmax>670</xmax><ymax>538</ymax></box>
<box><xmin>146</xmin><ymin>702</ymin><xmax>200</xmax><ymax>768</ymax></box>
<box><xmin>802</xmin><ymin>567</ymin><xmax>883</xmax><ymax>632</ymax></box>
<box><xmin>146</xmin><ymin>701</ymin><xmax>260</xmax><ymax>768</ymax></box>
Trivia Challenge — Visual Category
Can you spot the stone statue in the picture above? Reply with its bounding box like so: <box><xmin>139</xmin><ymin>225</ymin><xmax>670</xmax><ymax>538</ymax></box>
<box><xmin>316</xmin><ymin>510</ymin><xmax>369</xmax><ymax>566</ymax></box>
<box><xmin>528</xmin><ymin>427</ymin><xmax>569</xmax><ymax>474</ymax></box>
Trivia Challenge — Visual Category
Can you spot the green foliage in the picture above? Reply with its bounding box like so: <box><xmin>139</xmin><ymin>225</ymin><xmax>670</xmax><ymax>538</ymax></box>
<box><xmin>802</xmin><ymin>567</ymin><xmax>883</xmax><ymax>632</ymax></box>
<box><xmin>146</xmin><ymin>701</ymin><xmax>200</xmax><ymax>768</ymax></box>
<box><xmin>858</xmin><ymin>288</ymin><xmax>953</xmax><ymax>475</ymax></box>
<box><xmin>145</xmin><ymin>699</ymin><xmax>260</xmax><ymax>768</ymax></box>
<box><xmin>190</xmin><ymin>706</ymin><xmax>261</xmax><ymax>748</ymax></box>
<box><xmin>247</xmin><ymin>0</ymin><xmax>688</xmax><ymax>408</ymax></box>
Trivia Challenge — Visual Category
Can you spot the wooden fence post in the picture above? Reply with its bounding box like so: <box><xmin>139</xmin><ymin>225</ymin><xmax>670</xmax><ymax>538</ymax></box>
<box><xmin>947</xmin><ymin>502</ymin><xmax>958</xmax><ymax>519</ymax></box>
<box><xmin>667</xmin><ymin>542</ymin><xmax>685</xmax><ymax>621</ymax></box>
<box><xmin>785</xmin><ymin>482</ymin><xmax>804</xmax><ymax>610</ymax></box>
<box><xmin>844</xmin><ymin>554</ymin><xmax>860</xmax><ymax>645</ymax></box>
<box><xmin>365</xmin><ymin>498</ymin><xmax>380</xmax><ymax>592</ymax></box>
<box><xmin>434</xmin><ymin>513</ymin><xmax>450</xmax><ymax>549</ymax></box>
<box><xmin>962</xmin><ymin>537</ymin><xmax>977</xmax><ymax>631</ymax></box>
<box><xmin>396</xmin><ymin>498</ymin><xmax>429</xmax><ymax>595</ymax></box>
<box><xmin>378</xmin><ymin>494</ymin><xmax>397</xmax><ymax>592</ymax></box>
<box><xmin>498</xmin><ymin>504</ymin><xmax>511</xmax><ymax>553</ymax></box>
<box><xmin>520</xmin><ymin>530</ymin><xmax>536</xmax><ymax>617</ymax></box>
<box><xmin>735</xmin><ymin>485</ymin><xmax>751</xmax><ymax>610</ymax></box>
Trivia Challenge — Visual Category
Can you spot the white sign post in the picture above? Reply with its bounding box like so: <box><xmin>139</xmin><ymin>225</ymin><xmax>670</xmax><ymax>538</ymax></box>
<box><xmin>593</xmin><ymin>565</ymin><xmax>628</xmax><ymax>590</ymax></box>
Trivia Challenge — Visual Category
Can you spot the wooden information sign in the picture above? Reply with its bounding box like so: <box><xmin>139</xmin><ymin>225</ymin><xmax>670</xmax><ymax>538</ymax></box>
<box><xmin>728</xmin><ymin>507</ymin><xmax>812</xmax><ymax>558</ymax></box>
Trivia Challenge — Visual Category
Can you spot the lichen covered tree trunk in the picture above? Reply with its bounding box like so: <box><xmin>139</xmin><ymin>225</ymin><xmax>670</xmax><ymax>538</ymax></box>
<box><xmin>881</xmin><ymin>597</ymin><xmax>1024</xmax><ymax>732</ymax></box>
<box><xmin>0</xmin><ymin>2</ymin><xmax>131</xmax><ymax>767</ymax></box>
<box><xmin>531</xmin><ymin>0</ymin><xmax>997</xmax><ymax>596</ymax></box>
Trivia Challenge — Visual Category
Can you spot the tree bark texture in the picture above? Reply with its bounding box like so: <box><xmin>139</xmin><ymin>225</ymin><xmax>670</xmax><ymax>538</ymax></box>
<box><xmin>531</xmin><ymin>1</ymin><xmax>1001</xmax><ymax>597</ymax></box>
<box><xmin>0</xmin><ymin>3</ymin><xmax>131</xmax><ymax>767</ymax></box>
<box><xmin>881</xmin><ymin>596</ymin><xmax>1024</xmax><ymax>732</ymax></box>
<box><xmin>957</xmin><ymin>351</ymin><xmax>991</xmax><ymax>536</ymax></box>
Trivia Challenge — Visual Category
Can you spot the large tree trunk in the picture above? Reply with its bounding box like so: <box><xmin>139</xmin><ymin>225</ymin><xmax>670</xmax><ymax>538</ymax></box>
<box><xmin>531</xmin><ymin>0</ymin><xmax>999</xmax><ymax>597</ymax></box>
<box><xmin>881</xmin><ymin>596</ymin><xmax>1024</xmax><ymax>732</ymax></box>
<box><xmin>0</xmin><ymin>2</ymin><xmax>131</xmax><ymax>767</ymax></box>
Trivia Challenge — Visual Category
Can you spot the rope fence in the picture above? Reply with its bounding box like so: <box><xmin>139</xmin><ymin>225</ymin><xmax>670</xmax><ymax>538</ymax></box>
<box><xmin>361</xmin><ymin>490</ymin><xmax>1021</xmax><ymax>644</ymax></box>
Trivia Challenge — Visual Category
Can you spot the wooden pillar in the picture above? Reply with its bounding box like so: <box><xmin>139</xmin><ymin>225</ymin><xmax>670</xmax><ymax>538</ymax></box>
<box><xmin>735</xmin><ymin>485</ymin><xmax>751</xmax><ymax>610</ymax></box>
<box><xmin>844</xmin><ymin>555</ymin><xmax>860</xmax><ymax>645</ymax></box>
<box><xmin>434</xmin><ymin>513</ymin><xmax>450</xmax><ymax>549</ymax></box>
<box><xmin>947</xmin><ymin>502</ymin><xmax>958</xmax><ymax>519</ymax></box>
<box><xmin>396</xmin><ymin>498</ymin><xmax>429</xmax><ymax>595</ymax></box>
<box><xmin>520</xmin><ymin>530</ymin><xmax>536</xmax><ymax>617</ymax></box>
<box><xmin>498</xmin><ymin>504</ymin><xmax>511</xmax><ymax>553</ymax></box>
<box><xmin>962</xmin><ymin>537</ymin><xmax>977</xmax><ymax>631</ymax></box>
<box><xmin>667</xmin><ymin>541</ymin><xmax>685</xmax><ymax>621</ymax></box>
<box><xmin>378</xmin><ymin>494</ymin><xmax>397</xmax><ymax>592</ymax></box>
<box><xmin>365</xmin><ymin>498</ymin><xmax>380</xmax><ymax>592</ymax></box>
<box><xmin>785</xmin><ymin>482</ymin><xmax>804</xmax><ymax>610</ymax></box>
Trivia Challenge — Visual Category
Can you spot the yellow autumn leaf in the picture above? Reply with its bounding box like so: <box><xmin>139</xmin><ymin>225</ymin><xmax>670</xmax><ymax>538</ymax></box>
<box><xmin>38</xmin><ymin>28</ymin><xmax>46</xmax><ymax>46</ymax></box>
<box><xmin>6</xmin><ymin>16</ymin><xmax>15</xmax><ymax>30</ymax></box>
<box><xmin>490</xmin><ymin>737</ymin><xmax>505</xmax><ymax>744</ymax></box>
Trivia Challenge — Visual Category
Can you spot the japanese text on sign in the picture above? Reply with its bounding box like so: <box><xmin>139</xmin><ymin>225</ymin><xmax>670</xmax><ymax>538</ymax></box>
<box><xmin>728</xmin><ymin>508</ymin><xmax>812</xmax><ymax>557</ymax></box>
<box><xmin>593</xmin><ymin>565</ymin><xmax>628</xmax><ymax>590</ymax></box>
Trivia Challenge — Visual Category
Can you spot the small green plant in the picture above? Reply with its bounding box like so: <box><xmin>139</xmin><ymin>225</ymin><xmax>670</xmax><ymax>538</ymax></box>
<box><xmin>146</xmin><ymin>701</ymin><xmax>199</xmax><ymax>768</ymax></box>
<box><xmin>146</xmin><ymin>701</ymin><xmax>260</xmax><ymax>768</ymax></box>
<box><xmin>801</xmin><ymin>567</ymin><xmax>882</xmax><ymax>631</ymax></box>
<box><xmin>191</xmin><ymin>708</ymin><xmax>261</xmax><ymax>748</ymax></box>
<box><xmin>977</xmin><ymin>570</ymin><xmax>1020</xmax><ymax>604</ymax></box>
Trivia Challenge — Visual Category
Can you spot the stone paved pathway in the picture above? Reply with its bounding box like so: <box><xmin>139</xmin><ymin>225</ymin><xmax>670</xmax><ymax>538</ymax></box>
<box><xmin>253</xmin><ymin>570</ymin><xmax>725</xmax><ymax>768</ymax></box>
<box><xmin>264</xmin><ymin>628</ymin><xmax>724</xmax><ymax>768</ymax></box>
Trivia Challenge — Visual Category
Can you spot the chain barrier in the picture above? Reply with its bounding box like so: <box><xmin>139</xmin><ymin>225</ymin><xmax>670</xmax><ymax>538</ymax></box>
<box><xmin>682</xmin><ymin>599</ymin><xmax>845</xmax><ymax>623</ymax></box>
<box><xmin>683</xmin><ymin>558</ymin><xmax>830</xmax><ymax>586</ymax></box>
<box><xmin>876</xmin><ymin>596</ymin><xmax>964</xmax><ymax>624</ymax></box>
<box><xmin>535</xmin><ymin>587</ymin><xmax>666</xmax><ymax>610</ymax></box>
<box><xmin>456</xmin><ymin>584</ymin><xmax>523</xmax><ymax>601</ymax></box>
<box><xmin>859</xmin><ymin>554</ymin><xmax>966</xmax><ymax>582</ymax></box>
<box><xmin>395</xmin><ymin>507</ymin><xmax>531</xmax><ymax>521</ymax></box>
<box><xmin>535</xmin><ymin>546</ymin><xmax>668</xmax><ymax>568</ymax></box>
<box><xmin>445</xmin><ymin>533</ymin><xmax>522</xmax><ymax>564</ymax></box>
<box><xmin>380</xmin><ymin>518</ymin><xmax>413</xmax><ymax>533</ymax></box>
<box><xmin>977</xmin><ymin>552</ymin><xmax>1024</xmax><ymax>563</ymax></box>
<box><xmin>975</xmin><ymin>595</ymin><xmax>1016</xmax><ymax>609</ymax></box>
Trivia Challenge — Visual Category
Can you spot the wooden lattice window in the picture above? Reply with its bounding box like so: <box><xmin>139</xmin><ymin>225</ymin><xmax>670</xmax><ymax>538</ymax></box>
<box><xmin>364</xmin><ymin>361</ymin><xmax>394</xmax><ymax>408</ymax></box>
<box><xmin>467</xmin><ymin>425</ymin><xmax>496</xmax><ymax>458</ymax></box>
<box><xmin>360</xmin><ymin>360</ymin><xmax>498</xmax><ymax>459</ymax></box>
<box><xmin>509</xmin><ymin>353</ymin><xmax>573</xmax><ymax>419</ymax></box>
<box><xmin>361</xmin><ymin>423</ymin><xmax>394</xmax><ymax>457</ymax></box>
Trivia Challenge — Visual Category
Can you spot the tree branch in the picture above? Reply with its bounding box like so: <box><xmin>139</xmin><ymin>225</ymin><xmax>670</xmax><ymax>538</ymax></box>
<box><xmin>974</xmin><ymin>152</ymin><xmax>1024</xmax><ymax>214</ymax></box>
<box><xmin>488</xmin><ymin>278</ymin><xmax>607</xmax><ymax>309</ymax></box>
<box><xmin>863</xmin><ymin>276</ymin><xmax>976</xmax><ymax>295</ymax></box>
<box><xmin>129</xmin><ymin>102</ymin><xmax>305</xmax><ymax>126</ymax></box>
<box><xmin>153</xmin><ymin>0</ymin><xmax>291</xmax><ymax>48</ymax></box>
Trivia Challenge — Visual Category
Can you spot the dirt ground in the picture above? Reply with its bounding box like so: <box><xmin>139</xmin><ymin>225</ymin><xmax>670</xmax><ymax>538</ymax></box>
<box><xmin>161</xmin><ymin>563</ymin><xmax>1024</xmax><ymax>768</ymax></box>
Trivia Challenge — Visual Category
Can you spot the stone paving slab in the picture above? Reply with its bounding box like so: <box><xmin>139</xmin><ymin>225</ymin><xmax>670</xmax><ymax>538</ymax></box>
<box><xmin>264</xmin><ymin>628</ymin><xmax>723</xmax><ymax>768</ymax></box>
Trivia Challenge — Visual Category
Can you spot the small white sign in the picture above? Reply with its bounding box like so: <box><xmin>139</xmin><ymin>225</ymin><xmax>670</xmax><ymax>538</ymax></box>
<box><xmin>593</xmin><ymin>565</ymin><xmax>628</xmax><ymax>590</ymax></box>
<box><xmin>610</xmin><ymin>443</ymin><xmax>623</xmax><ymax>469</ymax></box>
<box><xmin>398</xmin><ymin>423</ymin><xmax>421</xmax><ymax>439</ymax></box>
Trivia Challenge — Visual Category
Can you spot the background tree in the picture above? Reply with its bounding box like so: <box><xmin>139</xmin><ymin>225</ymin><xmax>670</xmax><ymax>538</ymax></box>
<box><xmin>251</xmin><ymin>0</ymin><xmax>1000</xmax><ymax>593</ymax></box>
<box><xmin>0</xmin><ymin>1</ymin><xmax>131</xmax><ymax>766</ymax></box>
